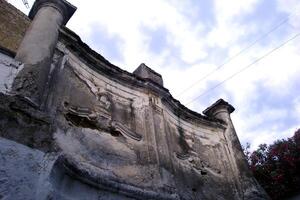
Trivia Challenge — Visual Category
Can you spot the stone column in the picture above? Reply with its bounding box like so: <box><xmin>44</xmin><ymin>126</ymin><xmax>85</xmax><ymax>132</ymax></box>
<box><xmin>203</xmin><ymin>99</ymin><xmax>269</xmax><ymax>199</ymax></box>
<box><xmin>12</xmin><ymin>0</ymin><xmax>76</xmax><ymax>106</ymax></box>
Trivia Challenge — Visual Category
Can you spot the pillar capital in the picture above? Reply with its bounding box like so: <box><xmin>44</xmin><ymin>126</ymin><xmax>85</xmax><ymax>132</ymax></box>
<box><xmin>29</xmin><ymin>0</ymin><xmax>76</xmax><ymax>25</ymax></box>
<box><xmin>203</xmin><ymin>99</ymin><xmax>235</xmax><ymax>119</ymax></box>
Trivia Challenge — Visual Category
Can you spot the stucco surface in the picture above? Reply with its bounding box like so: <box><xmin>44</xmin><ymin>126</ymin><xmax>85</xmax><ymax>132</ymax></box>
<box><xmin>0</xmin><ymin>0</ymin><xmax>269</xmax><ymax>199</ymax></box>
<box><xmin>0</xmin><ymin>137</ymin><xmax>50</xmax><ymax>200</ymax></box>
<box><xmin>0</xmin><ymin>52</ymin><xmax>23</xmax><ymax>93</ymax></box>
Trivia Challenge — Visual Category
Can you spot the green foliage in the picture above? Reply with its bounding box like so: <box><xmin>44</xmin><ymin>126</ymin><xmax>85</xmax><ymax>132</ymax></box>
<box><xmin>244</xmin><ymin>129</ymin><xmax>300</xmax><ymax>200</ymax></box>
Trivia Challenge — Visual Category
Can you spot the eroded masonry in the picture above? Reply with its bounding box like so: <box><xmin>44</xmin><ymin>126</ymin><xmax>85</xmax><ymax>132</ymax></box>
<box><xmin>0</xmin><ymin>0</ymin><xmax>269</xmax><ymax>199</ymax></box>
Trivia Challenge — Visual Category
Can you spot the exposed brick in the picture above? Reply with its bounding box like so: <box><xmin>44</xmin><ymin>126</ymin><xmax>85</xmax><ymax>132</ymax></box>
<box><xmin>0</xmin><ymin>0</ymin><xmax>30</xmax><ymax>52</ymax></box>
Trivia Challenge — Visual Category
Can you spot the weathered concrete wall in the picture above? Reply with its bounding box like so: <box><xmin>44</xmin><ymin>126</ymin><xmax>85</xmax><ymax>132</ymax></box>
<box><xmin>47</xmin><ymin>55</ymin><xmax>229</xmax><ymax>199</ymax></box>
<box><xmin>0</xmin><ymin>137</ymin><xmax>144</xmax><ymax>200</ymax></box>
<box><xmin>32</xmin><ymin>37</ymin><xmax>266</xmax><ymax>199</ymax></box>
<box><xmin>0</xmin><ymin>0</ymin><xmax>269</xmax><ymax>199</ymax></box>
<box><xmin>0</xmin><ymin>0</ymin><xmax>30</xmax><ymax>52</ymax></box>
<box><xmin>0</xmin><ymin>51</ymin><xmax>23</xmax><ymax>93</ymax></box>
<box><xmin>0</xmin><ymin>137</ymin><xmax>49</xmax><ymax>200</ymax></box>
<box><xmin>0</xmin><ymin>42</ymin><xmax>267</xmax><ymax>199</ymax></box>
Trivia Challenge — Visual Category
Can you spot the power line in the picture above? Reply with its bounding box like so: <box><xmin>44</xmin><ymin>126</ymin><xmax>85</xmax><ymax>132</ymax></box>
<box><xmin>185</xmin><ymin>32</ymin><xmax>300</xmax><ymax>106</ymax></box>
<box><xmin>176</xmin><ymin>8</ymin><xmax>299</xmax><ymax>97</ymax></box>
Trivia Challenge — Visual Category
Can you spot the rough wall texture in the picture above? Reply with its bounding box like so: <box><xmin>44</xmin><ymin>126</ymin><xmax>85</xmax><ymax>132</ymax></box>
<box><xmin>0</xmin><ymin>0</ymin><xmax>269</xmax><ymax>199</ymax></box>
<box><xmin>0</xmin><ymin>0</ymin><xmax>30</xmax><ymax>52</ymax></box>
<box><xmin>0</xmin><ymin>137</ymin><xmax>53</xmax><ymax>200</ymax></box>
<box><xmin>0</xmin><ymin>52</ymin><xmax>23</xmax><ymax>93</ymax></box>
<box><xmin>0</xmin><ymin>42</ymin><xmax>268</xmax><ymax>200</ymax></box>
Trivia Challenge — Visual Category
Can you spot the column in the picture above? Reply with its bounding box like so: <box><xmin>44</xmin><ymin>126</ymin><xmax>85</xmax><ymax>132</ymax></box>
<box><xmin>203</xmin><ymin>99</ymin><xmax>269</xmax><ymax>199</ymax></box>
<box><xmin>12</xmin><ymin>0</ymin><xmax>76</xmax><ymax>106</ymax></box>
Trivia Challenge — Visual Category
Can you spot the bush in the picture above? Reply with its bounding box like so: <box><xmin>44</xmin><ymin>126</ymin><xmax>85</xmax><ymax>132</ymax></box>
<box><xmin>244</xmin><ymin>129</ymin><xmax>300</xmax><ymax>199</ymax></box>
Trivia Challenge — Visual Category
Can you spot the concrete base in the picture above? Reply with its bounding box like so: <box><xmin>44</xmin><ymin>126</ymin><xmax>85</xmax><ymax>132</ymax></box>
<box><xmin>0</xmin><ymin>137</ymin><xmax>138</xmax><ymax>200</ymax></box>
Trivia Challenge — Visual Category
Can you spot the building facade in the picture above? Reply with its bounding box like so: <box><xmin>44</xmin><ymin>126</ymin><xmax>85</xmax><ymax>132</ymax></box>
<box><xmin>0</xmin><ymin>0</ymin><xmax>269</xmax><ymax>199</ymax></box>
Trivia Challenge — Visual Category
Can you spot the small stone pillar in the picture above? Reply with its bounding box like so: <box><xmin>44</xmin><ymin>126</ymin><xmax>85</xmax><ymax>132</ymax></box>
<box><xmin>13</xmin><ymin>0</ymin><xmax>76</xmax><ymax>106</ymax></box>
<box><xmin>133</xmin><ymin>63</ymin><xmax>164</xmax><ymax>86</ymax></box>
<box><xmin>203</xmin><ymin>99</ymin><xmax>244</xmax><ymax>174</ymax></box>
<box><xmin>203</xmin><ymin>99</ymin><xmax>269</xmax><ymax>199</ymax></box>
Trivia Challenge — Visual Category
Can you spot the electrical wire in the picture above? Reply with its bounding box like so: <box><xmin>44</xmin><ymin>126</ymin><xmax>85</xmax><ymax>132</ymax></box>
<box><xmin>176</xmin><ymin>8</ymin><xmax>299</xmax><ymax>97</ymax></box>
<box><xmin>185</xmin><ymin>32</ymin><xmax>300</xmax><ymax>106</ymax></box>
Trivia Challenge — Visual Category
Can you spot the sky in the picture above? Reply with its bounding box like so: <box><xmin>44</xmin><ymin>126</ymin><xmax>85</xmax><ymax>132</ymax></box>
<box><xmin>8</xmin><ymin>0</ymin><xmax>300</xmax><ymax>150</ymax></box>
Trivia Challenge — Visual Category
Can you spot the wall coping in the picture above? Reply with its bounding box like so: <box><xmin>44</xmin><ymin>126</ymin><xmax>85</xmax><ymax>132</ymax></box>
<box><xmin>59</xmin><ymin>27</ymin><xmax>226</xmax><ymax>129</ymax></box>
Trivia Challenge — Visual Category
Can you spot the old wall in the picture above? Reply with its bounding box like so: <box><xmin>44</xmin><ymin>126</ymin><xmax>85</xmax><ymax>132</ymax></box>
<box><xmin>0</xmin><ymin>137</ymin><xmax>49</xmax><ymax>200</ymax></box>
<box><xmin>0</xmin><ymin>32</ymin><xmax>267</xmax><ymax>200</ymax></box>
<box><xmin>39</xmin><ymin>40</ymin><xmax>243</xmax><ymax>199</ymax></box>
<box><xmin>0</xmin><ymin>0</ymin><xmax>30</xmax><ymax>52</ymax></box>
<box><xmin>0</xmin><ymin>48</ymin><xmax>239</xmax><ymax>199</ymax></box>
<box><xmin>0</xmin><ymin>137</ymin><xmax>138</xmax><ymax>200</ymax></box>
<box><xmin>0</xmin><ymin>0</ymin><xmax>268</xmax><ymax>199</ymax></box>
<box><xmin>0</xmin><ymin>51</ymin><xmax>23</xmax><ymax>93</ymax></box>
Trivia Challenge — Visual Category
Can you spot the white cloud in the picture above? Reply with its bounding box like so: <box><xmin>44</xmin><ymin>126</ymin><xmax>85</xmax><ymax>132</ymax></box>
<box><xmin>63</xmin><ymin>0</ymin><xmax>210</xmax><ymax>69</ymax></box>
<box><xmin>214</xmin><ymin>0</ymin><xmax>258</xmax><ymax>21</ymax></box>
<box><xmin>293</xmin><ymin>97</ymin><xmax>300</xmax><ymax>119</ymax></box>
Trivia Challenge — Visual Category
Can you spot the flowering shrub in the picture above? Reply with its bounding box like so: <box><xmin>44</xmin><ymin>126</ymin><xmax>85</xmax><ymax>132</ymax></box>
<box><xmin>244</xmin><ymin>129</ymin><xmax>300</xmax><ymax>199</ymax></box>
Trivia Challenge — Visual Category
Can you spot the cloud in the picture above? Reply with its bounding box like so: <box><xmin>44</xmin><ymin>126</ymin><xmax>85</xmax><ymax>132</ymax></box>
<box><xmin>8</xmin><ymin>0</ymin><xmax>300</xmax><ymax>150</ymax></box>
<box><xmin>88</xmin><ymin>24</ymin><xmax>124</xmax><ymax>63</ymax></box>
